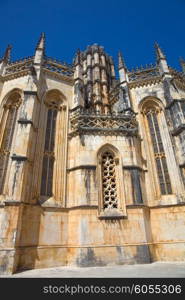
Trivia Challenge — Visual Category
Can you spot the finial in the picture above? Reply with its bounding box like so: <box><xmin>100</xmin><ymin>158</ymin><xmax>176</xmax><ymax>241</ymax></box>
<box><xmin>3</xmin><ymin>44</ymin><xmax>12</xmax><ymax>63</ymax></box>
<box><xmin>118</xmin><ymin>51</ymin><xmax>127</xmax><ymax>70</ymax></box>
<box><xmin>36</xmin><ymin>32</ymin><xmax>45</xmax><ymax>50</ymax></box>
<box><xmin>154</xmin><ymin>42</ymin><xmax>166</xmax><ymax>60</ymax></box>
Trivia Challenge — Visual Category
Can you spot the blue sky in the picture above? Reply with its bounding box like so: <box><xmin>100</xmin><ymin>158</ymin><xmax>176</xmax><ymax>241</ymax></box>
<box><xmin>0</xmin><ymin>0</ymin><xmax>185</xmax><ymax>71</ymax></box>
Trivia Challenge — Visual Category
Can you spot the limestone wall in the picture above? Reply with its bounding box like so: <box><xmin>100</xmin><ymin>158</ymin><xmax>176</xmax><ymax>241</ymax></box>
<box><xmin>149</xmin><ymin>206</ymin><xmax>185</xmax><ymax>261</ymax></box>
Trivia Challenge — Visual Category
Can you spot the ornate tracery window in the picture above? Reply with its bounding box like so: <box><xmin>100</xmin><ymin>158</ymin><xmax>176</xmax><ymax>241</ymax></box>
<box><xmin>97</xmin><ymin>144</ymin><xmax>126</xmax><ymax>218</ymax></box>
<box><xmin>0</xmin><ymin>93</ymin><xmax>21</xmax><ymax>194</ymax></box>
<box><xmin>40</xmin><ymin>101</ymin><xmax>59</xmax><ymax>197</ymax></box>
<box><xmin>101</xmin><ymin>151</ymin><xmax>118</xmax><ymax>209</ymax></box>
<box><xmin>145</xmin><ymin>107</ymin><xmax>172</xmax><ymax>195</ymax></box>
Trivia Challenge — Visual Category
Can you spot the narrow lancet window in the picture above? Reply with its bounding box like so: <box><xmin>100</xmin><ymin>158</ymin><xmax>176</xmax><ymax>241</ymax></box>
<box><xmin>146</xmin><ymin>108</ymin><xmax>172</xmax><ymax>195</ymax></box>
<box><xmin>0</xmin><ymin>106</ymin><xmax>18</xmax><ymax>193</ymax></box>
<box><xmin>40</xmin><ymin>108</ymin><xmax>57</xmax><ymax>197</ymax></box>
<box><xmin>101</xmin><ymin>151</ymin><xmax>118</xmax><ymax>209</ymax></box>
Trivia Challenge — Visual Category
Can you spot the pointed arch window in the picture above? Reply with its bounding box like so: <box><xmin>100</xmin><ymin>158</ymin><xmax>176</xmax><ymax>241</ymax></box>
<box><xmin>0</xmin><ymin>94</ymin><xmax>21</xmax><ymax>194</ymax></box>
<box><xmin>97</xmin><ymin>145</ymin><xmax>126</xmax><ymax>219</ymax></box>
<box><xmin>101</xmin><ymin>151</ymin><xmax>118</xmax><ymax>209</ymax></box>
<box><xmin>40</xmin><ymin>106</ymin><xmax>57</xmax><ymax>197</ymax></box>
<box><xmin>146</xmin><ymin>108</ymin><xmax>172</xmax><ymax>195</ymax></box>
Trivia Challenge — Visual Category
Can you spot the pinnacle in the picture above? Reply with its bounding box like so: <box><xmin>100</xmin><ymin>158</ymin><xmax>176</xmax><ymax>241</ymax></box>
<box><xmin>118</xmin><ymin>51</ymin><xmax>127</xmax><ymax>70</ymax></box>
<box><xmin>36</xmin><ymin>32</ymin><xmax>45</xmax><ymax>50</ymax></box>
<box><xmin>154</xmin><ymin>42</ymin><xmax>166</xmax><ymax>60</ymax></box>
<box><xmin>74</xmin><ymin>49</ymin><xmax>81</xmax><ymax>65</ymax></box>
<box><xmin>3</xmin><ymin>44</ymin><xmax>12</xmax><ymax>62</ymax></box>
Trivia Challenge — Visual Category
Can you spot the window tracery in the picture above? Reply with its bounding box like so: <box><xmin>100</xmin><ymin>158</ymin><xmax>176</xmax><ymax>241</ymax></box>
<box><xmin>101</xmin><ymin>151</ymin><xmax>118</xmax><ymax>209</ymax></box>
<box><xmin>145</xmin><ymin>107</ymin><xmax>172</xmax><ymax>195</ymax></box>
<box><xmin>40</xmin><ymin>100</ymin><xmax>59</xmax><ymax>197</ymax></box>
<box><xmin>97</xmin><ymin>145</ymin><xmax>126</xmax><ymax>218</ymax></box>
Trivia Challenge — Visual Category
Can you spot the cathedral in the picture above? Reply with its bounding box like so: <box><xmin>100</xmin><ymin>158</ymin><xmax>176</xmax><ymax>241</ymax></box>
<box><xmin>0</xmin><ymin>33</ymin><xmax>185</xmax><ymax>274</ymax></box>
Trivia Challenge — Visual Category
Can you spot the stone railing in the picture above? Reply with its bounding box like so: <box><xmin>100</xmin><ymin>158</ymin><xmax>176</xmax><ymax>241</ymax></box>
<box><xmin>128</xmin><ymin>66</ymin><xmax>160</xmax><ymax>82</ymax></box>
<box><xmin>69</xmin><ymin>107</ymin><xmax>138</xmax><ymax>137</ymax></box>
<box><xmin>5</xmin><ymin>57</ymin><xmax>34</xmax><ymax>75</ymax></box>
<box><xmin>43</xmin><ymin>57</ymin><xmax>74</xmax><ymax>76</ymax></box>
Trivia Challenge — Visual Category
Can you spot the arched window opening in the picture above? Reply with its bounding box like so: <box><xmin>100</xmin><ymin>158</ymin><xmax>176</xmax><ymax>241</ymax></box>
<box><xmin>0</xmin><ymin>92</ymin><xmax>21</xmax><ymax>194</ymax></box>
<box><xmin>146</xmin><ymin>107</ymin><xmax>172</xmax><ymax>195</ymax></box>
<box><xmin>40</xmin><ymin>106</ymin><xmax>57</xmax><ymax>197</ymax></box>
<box><xmin>101</xmin><ymin>151</ymin><xmax>118</xmax><ymax>210</ymax></box>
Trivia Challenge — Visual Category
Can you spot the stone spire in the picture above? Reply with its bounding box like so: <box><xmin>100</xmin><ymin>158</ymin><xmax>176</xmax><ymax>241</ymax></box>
<box><xmin>118</xmin><ymin>51</ymin><xmax>127</xmax><ymax>70</ymax></box>
<box><xmin>154</xmin><ymin>42</ymin><xmax>166</xmax><ymax>61</ymax></box>
<box><xmin>74</xmin><ymin>49</ymin><xmax>81</xmax><ymax>66</ymax></box>
<box><xmin>118</xmin><ymin>51</ymin><xmax>128</xmax><ymax>83</ymax></box>
<box><xmin>154</xmin><ymin>42</ymin><xmax>169</xmax><ymax>75</ymax></box>
<box><xmin>34</xmin><ymin>33</ymin><xmax>45</xmax><ymax>80</ymax></box>
<box><xmin>116</xmin><ymin>51</ymin><xmax>132</xmax><ymax>112</ymax></box>
<box><xmin>36</xmin><ymin>32</ymin><xmax>45</xmax><ymax>51</ymax></box>
<box><xmin>74</xmin><ymin>49</ymin><xmax>83</xmax><ymax>81</ymax></box>
<box><xmin>73</xmin><ymin>49</ymin><xmax>84</xmax><ymax>108</ymax></box>
<box><xmin>0</xmin><ymin>44</ymin><xmax>12</xmax><ymax>75</ymax></box>
<box><xmin>3</xmin><ymin>44</ymin><xmax>12</xmax><ymax>63</ymax></box>
<box><xmin>154</xmin><ymin>43</ymin><xmax>172</xmax><ymax>104</ymax></box>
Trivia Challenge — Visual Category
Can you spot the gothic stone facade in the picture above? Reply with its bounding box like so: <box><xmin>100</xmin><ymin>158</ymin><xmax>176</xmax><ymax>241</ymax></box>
<box><xmin>0</xmin><ymin>34</ymin><xmax>185</xmax><ymax>274</ymax></box>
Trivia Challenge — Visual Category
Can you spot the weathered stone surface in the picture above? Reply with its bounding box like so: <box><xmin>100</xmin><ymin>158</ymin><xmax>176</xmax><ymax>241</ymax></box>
<box><xmin>0</xmin><ymin>40</ymin><xmax>185</xmax><ymax>274</ymax></box>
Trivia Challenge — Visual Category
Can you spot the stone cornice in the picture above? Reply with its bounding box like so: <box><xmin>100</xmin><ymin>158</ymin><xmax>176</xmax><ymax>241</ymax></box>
<box><xmin>2</xmin><ymin>70</ymin><xmax>31</xmax><ymax>81</ymax></box>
